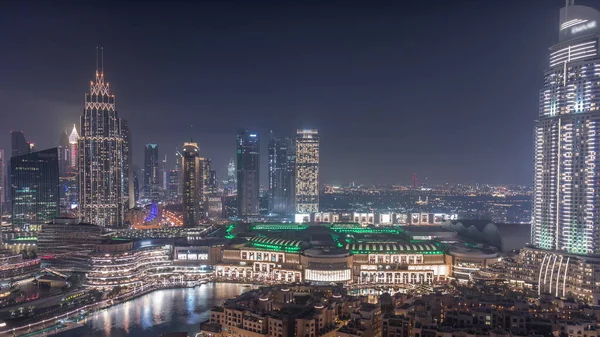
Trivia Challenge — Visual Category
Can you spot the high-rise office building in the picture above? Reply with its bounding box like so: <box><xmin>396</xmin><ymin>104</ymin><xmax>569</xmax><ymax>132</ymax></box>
<box><xmin>160</xmin><ymin>155</ymin><xmax>167</xmax><ymax>191</ymax></box>
<box><xmin>8</xmin><ymin>131</ymin><xmax>31</xmax><ymax>210</ymax></box>
<box><xmin>144</xmin><ymin>144</ymin><xmax>159</xmax><ymax>187</ymax></box>
<box><xmin>57</xmin><ymin>129</ymin><xmax>77</xmax><ymax>217</ymax></box>
<box><xmin>144</xmin><ymin>143</ymin><xmax>160</xmax><ymax>201</ymax></box>
<box><xmin>58</xmin><ymin>130</ymin><xmax>71</xmax><ymax>174</ymax></box>
<box><xmin>11</xmin><ymin>148</ymin><xmax>59</xmax><ymax>232</ymax></box>
<box><xmin>167</xmin><ymin>169</ymin><xmax>180</xmax><ymax>201</ymax></box>
<box><xmin>133</xmin><ymin>167</ymin><xmax>140</xmax><ymax>204</ymax></box>
<box><xmin>532</xmin><ymin>3</ymin><xmax>600</xmax><ymax>254</ymax></box>
<box><xmin>295</xmin><ymin>129</ymin><xmax>319</xmax><ymax>214</ymax></box>
<box><xmin>11</xmin><ymin>131</ymin><xmax>30</xmax><ymax>158</ymax></box>
<box><xmin>182</xmin><ymin>142</ymin><xmax>201</xmax><ymax>226</ymax></box>
<box><xmin>285</xmin><ymin>138</ymin><xmax>296</xmax><ymax>214</ymax></box>
<box><xmin>236</xmin><ymin>130</ymin><xmax>260</xmax><ymax>217</ymax></box>
<box><xmin>227</xmin><ymin>158</ymin><xmax>236</xmax><ymax>186</ymax></box>
<box><xmin>268</xmin><ymin>134</ymin><xmax>295</xmax><ymax>215</ymax></box>
<box><xmin>200</xmin><ymin>158</ymin><xmax>211</xmax><ymax>196</ymax></box>
<box><xmin>68</xmin><ymin>125</ymin><xmax>79</xmax><ymax>170</ymax></box>
<box><xmin>225</xmin><ymin>158</ymin><xmax>236</xmax><ymax>195</ymax></box>
<box><xmin>208</xmin><ymin>170</ymin><xmax>217</xmax><ymax>195</ymax></box>
<box><xmin>79</xmin><ymin>50</ymin><xmax>125</xmax><ymax>227</ymax></box>
<box><xmin>121</xmin><ymin>119</ymin><xmax>134</xmax><ymax>209</ymax></box>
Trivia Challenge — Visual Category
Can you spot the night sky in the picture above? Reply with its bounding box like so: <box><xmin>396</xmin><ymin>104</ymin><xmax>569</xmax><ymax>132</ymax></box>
<box><xmin>1</xmin><ymin>0</ymin><xmax>592</xmax><ymax>186</ymax></box>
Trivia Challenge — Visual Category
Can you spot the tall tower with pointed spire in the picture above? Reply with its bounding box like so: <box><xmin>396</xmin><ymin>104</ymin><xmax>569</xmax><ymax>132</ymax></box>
<box><xmin>78</xmin><ymin>48</ymin><xmax>125</xmax><ymax>226</ymax></box>
<box><xmin>68</xmin><ymin>124</ymin><xmax>79</xmax><ymax>170</ymax></box>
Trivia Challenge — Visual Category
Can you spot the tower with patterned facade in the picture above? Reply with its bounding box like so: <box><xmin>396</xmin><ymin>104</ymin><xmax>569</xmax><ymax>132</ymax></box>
<box><xmin>78</xmin><ymin>49</ymin><xmax>125</xmax><ymax>227</ymax></box>
<box><xmin>532</xmin><ymin>3</ymin><xmax>600</xmax><ymax>254</ymax></box>
<box><xmin>295</xmin><ymin>129</ymin><xmax>319</xmax><ymax>214</ymax></box>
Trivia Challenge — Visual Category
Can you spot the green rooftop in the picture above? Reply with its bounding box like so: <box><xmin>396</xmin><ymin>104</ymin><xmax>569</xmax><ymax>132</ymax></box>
<box><xmin>250</xmin><ymin>223</ymin><xmax>309</xmax><ymax>231</ymax></box>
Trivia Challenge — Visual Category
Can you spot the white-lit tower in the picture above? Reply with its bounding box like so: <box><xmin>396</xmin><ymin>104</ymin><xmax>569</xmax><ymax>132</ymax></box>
<box><xmin>78</xmin><ymin>48</ymin><xmax>125</xmax><ymax>226</ymax></box>
<box><xmin>295</xmin><ymin>129</ymin><xmax>319</xmax><ymax>214</ymax></box>
<box><xmin>532</xmin><ymin>2</ymin><xmax>600</xmax><ymax>254</ymax></box>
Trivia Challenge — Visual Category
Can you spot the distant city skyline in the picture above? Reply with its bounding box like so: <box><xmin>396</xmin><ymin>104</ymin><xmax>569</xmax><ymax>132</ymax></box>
<box><xmin>6</xmin><ymin>0</ymin><xmax>595</xmax><ymax>186</ymax></box>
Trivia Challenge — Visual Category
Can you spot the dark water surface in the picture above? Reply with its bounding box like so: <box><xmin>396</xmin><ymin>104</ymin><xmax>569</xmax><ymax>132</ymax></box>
<box><xmin>55</xmin><ymin>283</ymin><xmax>252</xmax><ymax>337</ymax></box>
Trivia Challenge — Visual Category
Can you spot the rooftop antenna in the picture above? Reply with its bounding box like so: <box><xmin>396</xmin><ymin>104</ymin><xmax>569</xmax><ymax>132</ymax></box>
<box><xmin>101</xmin><ymin>47</ymin><xmax>104</xmax><ymax>74</ymax></box>
<box><xmin>95</xmin><ymin>47</ymin><xmax>99</xmax><ymax>73</ymax></box>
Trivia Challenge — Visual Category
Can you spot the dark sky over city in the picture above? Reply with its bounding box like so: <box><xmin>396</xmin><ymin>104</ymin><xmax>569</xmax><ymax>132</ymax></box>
<box><xmin>0</xmin><ymin>0</ymin><xmax>591</xmax><ymax>186</ymax></box>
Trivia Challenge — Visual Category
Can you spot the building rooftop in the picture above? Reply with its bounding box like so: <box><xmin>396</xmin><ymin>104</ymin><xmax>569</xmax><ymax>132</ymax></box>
<box><xmin>344</xmin><ymin>242</ymin><xmax>441</xmax><ymax>254</ymax></box>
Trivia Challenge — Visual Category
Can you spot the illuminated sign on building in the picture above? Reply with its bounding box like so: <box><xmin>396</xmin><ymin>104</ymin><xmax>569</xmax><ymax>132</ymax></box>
<box><xmin>571</xmin><ymin>20</ymin><xmax>597</xmax><ymax>34</ymax></box>
<box><xmin>177</xmin><ymin>252</ymin><xmax>209</xmax><ymax>260</ymax></box>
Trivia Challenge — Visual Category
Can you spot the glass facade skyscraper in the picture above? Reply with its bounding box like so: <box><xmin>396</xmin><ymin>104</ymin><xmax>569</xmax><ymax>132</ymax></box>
<box><xmin>121</xmin><ymin>119</ymin><xmax>134</xmax><ymax>209</ymax></box>
<box><xmin>236</xmin><ymin>130</ymin><xmax>260</xmax><ymax>217</ymax></box>
<box><xmin>295</xmin><ymin>129</ymin><xmax>319</xmax><ymax>214</ymax></box>
<box><xmin>144</xmin><ymin>143</ymin><xmax>160</xmax><ymax>201</ymax></box>
<box><xmin>144</xmin><ymin>144</ymin><xmax>159</xmax><ymax>187</ymax></box>
<box><xmin>268</xmin><ymin>134</ymin><xmax>295</xmax><ymax>215</ymax></box>
<box><xmin>532</xmin><ymin>3</ymin><xmax>600</xmax><ymax>254</ymax></box>
<box><xmin>182</xmin><ymin>142</ymin><xmax>200</xmax><ymax>226</ymax></box>
<box><xmin>57</xmin><ymin>129</ymin><xmax>77</xmax><ymax>217</ymax></box>
<box><xmin>79</xmin><ymin>52</ymin><xmax>125</xmax><ymax>227</ymax></box>
<box><xmin>10</xmin><ymin>148</ymin><xmax>59</xmax><ymax>232</ymax></box>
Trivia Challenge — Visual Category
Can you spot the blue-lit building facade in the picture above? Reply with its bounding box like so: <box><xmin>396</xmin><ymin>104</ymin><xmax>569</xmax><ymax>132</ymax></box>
<box><xmin>10</xmin><ymin>148</ymin><xmax>60</xmax><ymax>232</ymax></box>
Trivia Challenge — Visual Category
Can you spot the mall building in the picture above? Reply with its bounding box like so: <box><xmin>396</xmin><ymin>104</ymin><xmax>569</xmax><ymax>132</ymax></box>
<box><xmin>215</xmin><ymin>226</ymin><xmax>449</xmax><ymax>285</ymax></box>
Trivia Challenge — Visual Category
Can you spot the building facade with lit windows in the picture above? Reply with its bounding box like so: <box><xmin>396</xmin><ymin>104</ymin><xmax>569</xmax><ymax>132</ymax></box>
<box><xmin>517</xmin><ymin>1</ymin><xmax>600</xmax><ymax>304</ymax></box>
<box><xmin>121</xmin><ymin>119</ymin><xmax>134</xmax><ymax>209</ymax></box>
<box><xmin>0</xmin><ymin>250</ymin><xmax>40</xmax><ymax>286</ymax></box>
<box><xmin>10</xmin><ymin>148</ymin><xmax>60</xmax><ymax>232</ymax></box>
<box><xmin>144</xmin><ymin>144</ymin><xmax>160</xmax><ymax>196</ymax></box>
<box><xmin>215</xmin><ymin>223</ymin><xmax>448</xmax><ymax>285</ymax></box>
<box><xmin>532</xmin><ymin>3</ymin><xmax>600</xmax><ymax>254</ymax></box>
<box><xmin>295</xmin><ymin>129</ymin><xmax>319</xmax><ymax>214</ymax></box>
<box><xmin>78</xmin><ymin>51</ymin><xmax>126</xmax><ymax>227</ymax></box>
<box><xmin>85</xmin><ymin>240</ymin><xmax>172</xmax><ymax>289</ymax></box>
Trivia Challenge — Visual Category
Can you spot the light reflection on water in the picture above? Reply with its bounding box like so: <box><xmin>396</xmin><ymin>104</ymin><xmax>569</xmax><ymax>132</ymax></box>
<box><xmin>56</xmin><ymin>283</ymin><xmax>253</xmax><ymax>337</ymax></box>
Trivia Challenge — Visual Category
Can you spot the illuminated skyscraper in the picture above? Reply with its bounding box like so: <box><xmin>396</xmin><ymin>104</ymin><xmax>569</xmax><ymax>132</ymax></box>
<box><xmin>167</xmin><ymin>169</ymin><xmax>180</xmax><ymax>201</ymax></box>
<box><xmin>144</xmin><ymin>144</ymin><xmax>159</xmax><ymax>187</ymax></box>
<box><xmin>226</xmin><ymin>157</ymin><xmax>236</xmax><ymax>195</ymax></box>
<box><xmin>295</xmin><ymin>129</ymin><xmax>319</xmax><ymax>214</ymax></box>
<box><xmin>236</xmin><ymin>130</ymin><xmax>260</xmax><ymax>217</ymax></box>
<box><xmin>68</xmin><ymin>124</ymin><xmax>79</xmax><ymax>170</ymax></box>
<box><xmin>532</xmin><ymin>3</ymin><xmax>600</xmax><ymax>254</ymax></box>
<box><xmin>58</xmin><ymin>130</ymin><xmax>70</xmax><ymax>174</ymax></box>
<box><xmin>144</xmin><ymin>144</ymin><xmax>160</xmax><ymax>201</ymax></box>
<box><xmin>160</xmin><ymin>155</ymin><xmax>167</xmax><ymax>191</ymax></box>
<box><xmin>268</xmin><ymin>134</ymin><xmax>295</xmax><ymax>215</ymax></box>
<box><xmin>182</xmin><ymin>142</ymin><xmax>200</xmax><ymax>226</ymax></box>
<box><xmin>11</xmin><ymin>148</ymin><xmax>59</xmax><ymax>231</ymax></box>
<box><xmin>79</xmin><ymin>49</ymin><xmax>125</xmax><ymax>227</ymax></box>
<box><xmin>57</xmin><ymin>129</ymin><xmax>77</xmax><ymax>217</ymax></box>
<box><xmin>121</xmin><ymin>119</ymin><xmax>134</xmax><ymax>209</ymax></box>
